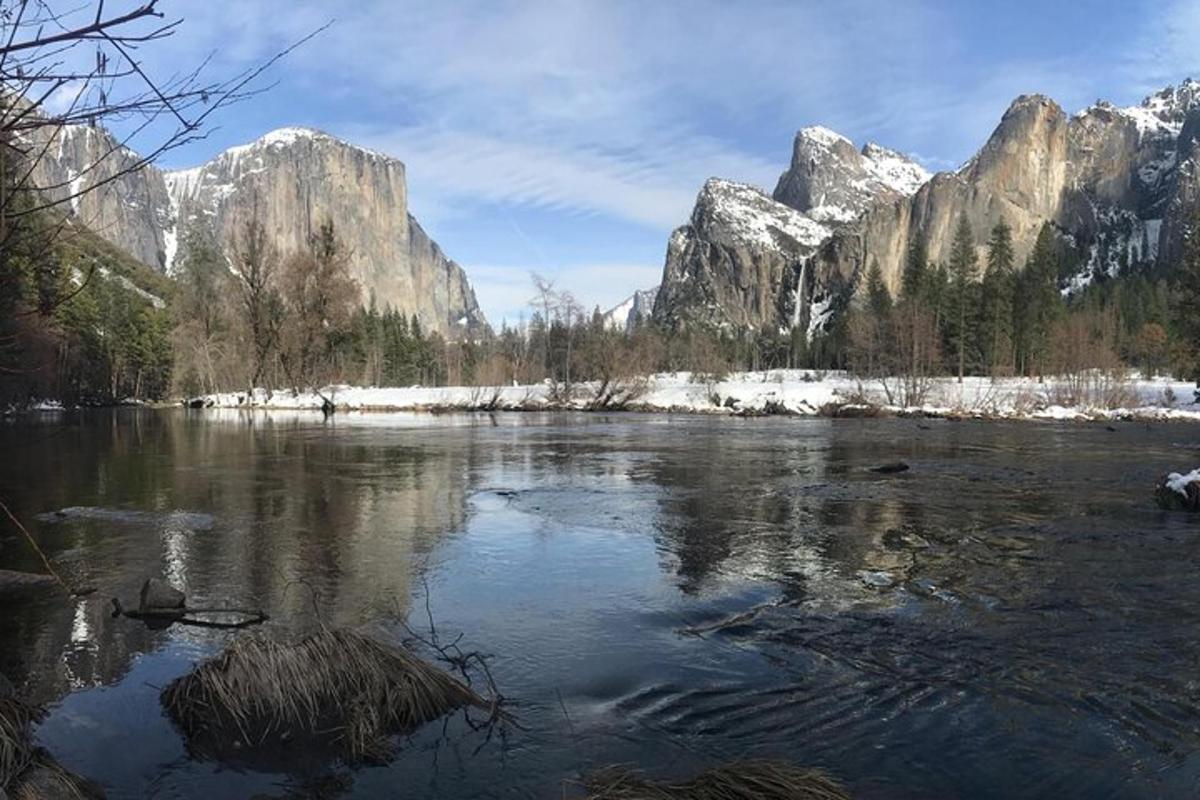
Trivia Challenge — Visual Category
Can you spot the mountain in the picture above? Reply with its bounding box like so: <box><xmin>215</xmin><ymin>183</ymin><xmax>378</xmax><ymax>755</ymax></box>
<box><xmin>653</xmin><ymin>130</ymin><xmax>929</xmax><ymax>334</ymax></box>
<box><xmin>602</xmin><ymin>286</ymin><xmax>659</xmax><ymax>332</ymax></box>
<box><xmin>812</xmin><ymin>80</ymin><xmax>1200</xmax><ymax>306</ymax></box>
<box><xmin>652</xmin><ymin>178</ymin><xmax>835</xmax><ymax>332</ymax></box>
<box><xmin>654</xmin><ymin>79</ymin><xmax>1200</xmax><ymax>338</ymax></box>
<box><xmin>28</xmin><ymin>123</ymin><xmax>488</xmax><ymax>337</ymax></box>
<box><xmin>27</xmin><ymin>123</ymin><xmax>172</xmax><ymax>270</ymax></box>
<box><xmin>773</xmin><ymin>126</ymin><xmax>930</xmax><ymax>224</ymax></box>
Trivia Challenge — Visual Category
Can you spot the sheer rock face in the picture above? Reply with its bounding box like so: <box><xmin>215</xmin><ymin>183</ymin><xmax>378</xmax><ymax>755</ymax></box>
<box><xmin>816</xmin><ymin>81</ymin><xmax>1200</xmax><ymax>298</ymax></box>
<box><xmin>165</xmin><ymin>128</ymin><xmax>488</xmax><ymax>337</ymax></box>
<box><xmin>654</xmin><ymin>131</ymin><xmax>929</xmax><ymax>334</ymax></box>
<box><xmin>652</xmin><ymin>178</ymin><xmax>836</xmax><ymax>332</ymax></box>
<box><xmin>26</xmin><ymin>123</ymin><xmax>172</xmax><ymax>270</ymax></box>
<box><xmin>27</xmin><ymin>123</ymin><xmax>487</xmax><ymax>338</ymax></box>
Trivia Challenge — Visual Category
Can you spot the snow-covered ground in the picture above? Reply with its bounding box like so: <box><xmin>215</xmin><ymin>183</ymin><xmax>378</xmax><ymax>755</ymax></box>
<box><xmin>190</xmin><ymin>371</ymin><xmax>1200</xmax><ymax>422</ymax></box>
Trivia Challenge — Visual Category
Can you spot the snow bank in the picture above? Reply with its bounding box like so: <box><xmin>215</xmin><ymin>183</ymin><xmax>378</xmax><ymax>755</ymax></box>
<box><xmin>188</xmin><ymin>372</ymin><xmax>1200</xmax><ymax>423</ymax></box>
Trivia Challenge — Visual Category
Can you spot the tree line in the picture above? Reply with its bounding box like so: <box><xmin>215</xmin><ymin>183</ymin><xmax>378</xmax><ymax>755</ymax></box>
<box><xmin>840</xmin><ymin>213</ymin><xmax>1198</xmax><ymax>402</ymax></box>
<box><xmin>6</xmin><ymin>195</ymin><xmax>1200</xmax><ymax>407</ymax></box>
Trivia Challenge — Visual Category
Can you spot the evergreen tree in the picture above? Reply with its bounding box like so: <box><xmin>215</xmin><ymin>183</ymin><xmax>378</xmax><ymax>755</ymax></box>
<box><xmin>946</xmin><ymin>215</ymin><xmax>979</xmax><ymax>382</ymax></box>
<box><xmin>865</xmin><ymin>259</ymin><xmax>893</xmax><ymax>322</ymax></box>
<box><xmin>1170</xmin><ymin>204</ymin><xmax>1200</xmax><ymax>384</ymax></box>
<box><xmin>980</xmin><ymin>219</ymin><xmax>1015</xmax><ymax>374</ymax></box>
<box><xmin>1013</xmin><ymin>223</ymin><xmax>1063</xmax><ymax>377</ymax></box>
<box><xmin>902</xmin><ymin>233</ymin><xmax>928</xmax><ymax>301</ymax></box>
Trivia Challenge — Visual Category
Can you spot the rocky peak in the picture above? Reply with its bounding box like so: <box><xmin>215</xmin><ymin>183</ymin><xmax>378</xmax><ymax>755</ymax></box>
<box><xmin>26</xmin><ymin>122</ymin><xmax>172</xmax><ymax>270</ymax></box>
<box><xmin>695</xmin><ymin>178</ymin><xmax>830</xmax><ymax>251</ymax></box>
<box><xmin>165</xmin><ymin>127</ymin><xmax>488</xmax><ymax>337</ymax></box>
<box><xmin>773</xmin><ymin>126</ymin><xmax>929</xmax><ymax>224</ymax></box>
<box><xmin>652</xmin><ymin>177</ymin><xmax>836</xmax><ymax>332</ymax></box>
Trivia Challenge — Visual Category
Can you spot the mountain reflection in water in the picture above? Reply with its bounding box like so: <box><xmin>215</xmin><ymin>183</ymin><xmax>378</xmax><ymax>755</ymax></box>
<box><xmin>0</xmin><ymin>409</ymin><xmax>1197</xmax><ymax>799</ymax></box>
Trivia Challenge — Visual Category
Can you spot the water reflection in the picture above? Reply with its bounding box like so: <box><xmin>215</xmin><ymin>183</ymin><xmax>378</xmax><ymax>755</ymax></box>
<box><xmin>0</xmin><ymin>411</ymin><xmax>1198</xmax><ymax>798</ymax></box>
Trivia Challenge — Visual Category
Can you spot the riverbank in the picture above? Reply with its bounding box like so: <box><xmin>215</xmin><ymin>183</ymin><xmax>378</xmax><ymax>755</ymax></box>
<box><xmin>186</xmin><ymin>371</ymin><xmax>1200</xmax><ymax>422</ymax></box>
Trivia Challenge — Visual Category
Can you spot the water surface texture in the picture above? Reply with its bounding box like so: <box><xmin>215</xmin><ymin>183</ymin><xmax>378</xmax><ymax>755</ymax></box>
<box><xmin>1</xmin><ymin>410</ymin><xmax>1198</xmax><ymax>799</ymax></box>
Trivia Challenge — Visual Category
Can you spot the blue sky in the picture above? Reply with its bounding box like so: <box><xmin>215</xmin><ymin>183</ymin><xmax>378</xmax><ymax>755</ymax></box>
<box><xmin>96</xmin><ymin>1</ymin><xmax>1200</xmax><ymax>325</ymax></box>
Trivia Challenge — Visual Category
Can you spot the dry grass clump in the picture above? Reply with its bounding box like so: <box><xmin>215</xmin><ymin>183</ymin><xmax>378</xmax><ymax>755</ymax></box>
<box><xmin>1</xmin><ymin>696</ymin><xmax>102</xmax><ymax>799</ymax></box>
<box><xmin>583</xmin><ymin>760</ymin><xmax>851</xmax><ymax>800</ymax></box>
<box><xmin>161</xmin><ymin>628</ymin><xmax>488</xmax><ymax>763</ymax></box>
<box><xmin>0</xmin><ymin>696</ymin><xmax>40</xmax><ymax>790</ymax></box>
<box><xmin>9</xmin><ymin>750</ymin><xmax>105</xmax><ymax>800</ymax></box>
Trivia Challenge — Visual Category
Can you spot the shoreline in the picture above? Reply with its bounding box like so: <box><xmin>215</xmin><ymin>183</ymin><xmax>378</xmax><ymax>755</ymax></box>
<box><xmin>177</xmin><ymin>370</ymin><xmax>1200</xmax><ymax>424</ymax></box>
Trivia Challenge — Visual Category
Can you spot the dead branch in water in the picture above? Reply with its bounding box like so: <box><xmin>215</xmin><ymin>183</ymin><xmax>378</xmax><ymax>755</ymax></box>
<box><xmin>0</xmin><ymin>497</ymin><xmax>93</xmax><ymax>597</ymax></box>
<box><xmin>392</xmin><ymin>576</ymin><xmax>519</xmax><ymax>738</ymax></box>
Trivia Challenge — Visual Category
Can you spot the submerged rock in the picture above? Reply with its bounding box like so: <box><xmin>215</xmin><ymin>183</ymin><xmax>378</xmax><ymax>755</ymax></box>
<box><xmin>859</xmin><ymin>570</ymin><xmax>895</xmax><ymax>588</ymax></box>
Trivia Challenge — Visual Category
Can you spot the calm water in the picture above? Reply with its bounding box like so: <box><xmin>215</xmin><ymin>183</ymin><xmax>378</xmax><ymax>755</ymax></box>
<box><xmin>2</xmin><ymin>409</ymin><xmax>1200</xmax><ymax>799</ymax></box>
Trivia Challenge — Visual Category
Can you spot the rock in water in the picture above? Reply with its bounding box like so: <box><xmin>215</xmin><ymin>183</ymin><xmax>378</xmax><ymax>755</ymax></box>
<box><xmin>139</xmin><ymin>578</ymin><xmax>185</xmax><ymax>612</ymax></box>
<box><xmin>871</xmin><ymin>462</ymin><xmax>911</xmax><ymax>474</ymax></box>
<box><xmin>0</xmin><ymin>569</ymin><xmax>58</xmax><ymax>600</ymax></box>
<box><xmin>1155</xmin><ymin>470</ymin><xmax>1200</xmax><ymax>511</ymax></box>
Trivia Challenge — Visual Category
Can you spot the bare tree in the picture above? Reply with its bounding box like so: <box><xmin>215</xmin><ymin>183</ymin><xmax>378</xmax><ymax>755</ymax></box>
<box><xmin>529</xmin><ymin>271</ymin><xmax>557</xmax><ymax>376</ymax></box>
<box><xmin>279</xmin><ymin>219</ymin><xmax>359</xmax><ymax>389</ymax></box>
<box><xmin>230</xmin><ymin>199</ymin><xmax>281</xmax><ymax>391</ymax></box>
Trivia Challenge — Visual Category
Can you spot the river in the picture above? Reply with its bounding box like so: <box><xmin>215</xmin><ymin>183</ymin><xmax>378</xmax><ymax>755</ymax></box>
<box><xmin>1</xmin><ymin>409</ymin><xmax>1198</xmax><ymax>798</ymax></box>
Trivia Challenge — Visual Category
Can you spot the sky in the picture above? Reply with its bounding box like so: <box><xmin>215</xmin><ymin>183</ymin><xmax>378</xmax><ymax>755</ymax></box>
<box><xmin>75</xmin><ymin>0</ymin><xmax>1200</xmax><ymax>326</ymax></box>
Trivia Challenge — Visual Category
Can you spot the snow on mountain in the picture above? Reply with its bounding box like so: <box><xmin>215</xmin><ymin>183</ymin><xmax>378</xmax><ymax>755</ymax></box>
<box><xmin>700</xmin><ymin>178</ymin><xmax>831</xmax><ymax>250</ymax></box>
<box><xmin>861</xmin><ymin>142</ymin><xmax>932</xmax><ymax>197</ymax></box>
<box><xmin>774</xmin><ymin>127</ymin><xmax>930</xmax><ymax>226</ymax></box>
<box><xmin>603</xmin><ymin>287</ymin><xmax>659</xmax><ymax>332</ymax></box>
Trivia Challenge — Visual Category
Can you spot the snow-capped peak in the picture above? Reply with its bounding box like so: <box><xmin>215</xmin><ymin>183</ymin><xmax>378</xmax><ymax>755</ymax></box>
<box><xmin>860</xmin><ymin>142</ymin><xmax>931</xmax><ymax>196</ymax></box>
<box><xmin>798</xmin><ymin>125</ymin><xmax>853</xmax><ymax>149</ymax></box>
<box><xmin>1083</xmin><ymin>79</ymin><xmax>1200</xmax><ymax>140</ymax></box>
<box><xmin>698</xmin><ymin>178</ymin><xmax>831</xmax><ymax>250</ymax></box>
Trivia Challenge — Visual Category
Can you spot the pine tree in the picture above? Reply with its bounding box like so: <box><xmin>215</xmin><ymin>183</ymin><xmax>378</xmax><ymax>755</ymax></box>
<box><xmin>1013</xmin><ymin>223</ymin><xmax>1063</xmax><ymax>377</ymax></box>
<box><xmin>980</xmin><ymin>220</ymin><xmax>1015</xmax><ymax>374</ymax></box>
<box><xmin>947</xmin><ymin>215</ymin><xmax>978</xmax><ymax>382</ymax></box>
<box><xmin>1171</xmin><ymin>204</ymin><xmax>1200</xmax><ymax>384</ymax></box>
<box><xmin>865</xmin><ymin>259</ymin><xmax>893</xmax><ymax>322</ymax></box>
<box><xmin>902</xmin><ymin>234</ymin><xmax>928</xmax><ymax>301</ymax></box>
